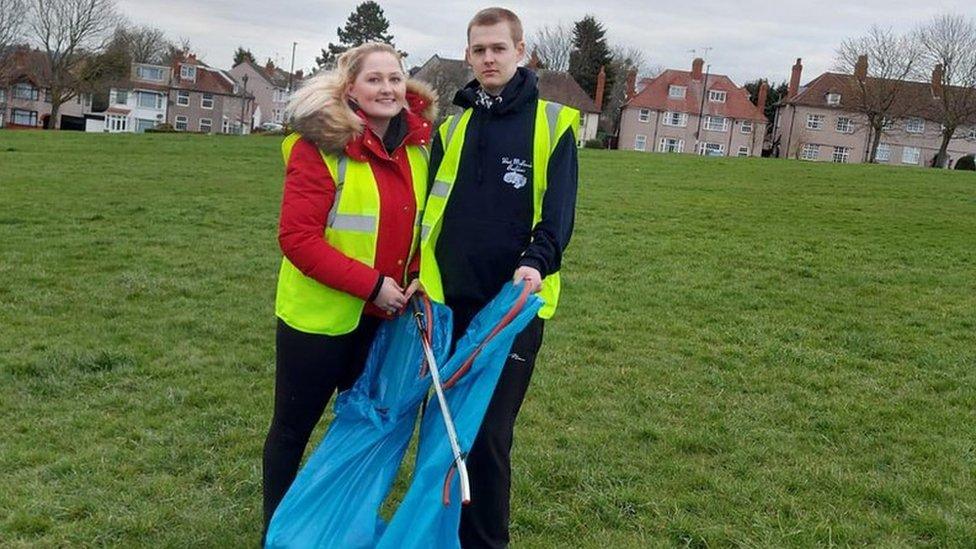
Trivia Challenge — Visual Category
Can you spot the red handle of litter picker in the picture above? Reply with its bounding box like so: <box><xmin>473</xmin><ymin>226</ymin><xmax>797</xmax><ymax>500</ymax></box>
<box><xmin>442</xmin><ymin>282</ymin><xmax>532</xmax><ymax>390</ymax></box>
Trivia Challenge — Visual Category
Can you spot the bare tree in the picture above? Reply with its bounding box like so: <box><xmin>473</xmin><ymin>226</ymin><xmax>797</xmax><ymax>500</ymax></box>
<box><xmin>603</xmin><ymin>46</ymin><xmax>658</xmax><ymax>134</ymax></box>
<box><xmin>835</xmin><ymin>25</ymin><xmax>922</xmax><ymax>163</ymax></box>
<box><xmin>915</xmin><ymin>14</ymin><xmax>976</xmax><ymax>168</ymax></box>
<box><xmin>0</xmin><ymin>0</ymin><xmax>27</xmax><ymax>75</ymax></box>
<box><xmin>528</xmin><ymin>23</ymin><xmax>572</xmax><ymax>72</ymax></box>
<box><xmin>117</xmin><ymin>23</ymin><xmax>169</xmax><ymax>64</ymax></box>
<box><xmin>26</xmin><ymin>0</ymin><xmax>121</xmax><ymax>129</ymax></box>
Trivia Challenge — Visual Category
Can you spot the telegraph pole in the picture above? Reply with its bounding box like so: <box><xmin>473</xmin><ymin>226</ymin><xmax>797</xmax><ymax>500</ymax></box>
<box><xmin>288</xmin><ymin>42</ymin><xmax>298</xmax><ymax>92</ymax></box>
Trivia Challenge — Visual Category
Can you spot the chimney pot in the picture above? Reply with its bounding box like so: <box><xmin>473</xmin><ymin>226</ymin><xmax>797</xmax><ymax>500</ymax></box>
<box><xmin>692</xmin><ymin>58</ymin><xmax>704</xmax><ymax>80</ymax></box>
<box><xmin>787</xmin><ymin>58</ymin><xmax>803</xmax><ymax>99</ymax></box>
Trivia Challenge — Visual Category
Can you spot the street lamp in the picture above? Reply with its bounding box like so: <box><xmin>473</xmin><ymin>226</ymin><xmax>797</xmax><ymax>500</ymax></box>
<box><xmin>239</xmin><ymin>74</ymin><xmax>249</xmax><ymax>135</ymax></box>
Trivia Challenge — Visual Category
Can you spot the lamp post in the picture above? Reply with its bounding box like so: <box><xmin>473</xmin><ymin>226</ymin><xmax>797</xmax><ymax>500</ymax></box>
<box><xmin>240</xmin><ymin>74</ymin><xmax>249</xmax><ymax>135</ymax></box>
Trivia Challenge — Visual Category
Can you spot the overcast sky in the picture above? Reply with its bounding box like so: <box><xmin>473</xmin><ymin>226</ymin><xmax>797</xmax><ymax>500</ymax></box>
<box><xmin>116</xmin><ymin>0</ymin><xmax>971</xmax><ymax>86</ymax></box>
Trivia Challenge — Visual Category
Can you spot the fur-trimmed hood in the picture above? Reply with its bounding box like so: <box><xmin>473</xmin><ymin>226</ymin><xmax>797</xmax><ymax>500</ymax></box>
<box><xmin>288</xmin><ymin>75</ymin><xmax>438</xmax><ymax>155</ymax></box>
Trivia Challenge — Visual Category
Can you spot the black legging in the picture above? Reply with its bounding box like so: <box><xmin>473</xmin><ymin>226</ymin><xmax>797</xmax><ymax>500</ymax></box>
<box><xmin>262</xmin><ymin>316</ymin><xmax>381</xmax><ymax>535</ymax></box>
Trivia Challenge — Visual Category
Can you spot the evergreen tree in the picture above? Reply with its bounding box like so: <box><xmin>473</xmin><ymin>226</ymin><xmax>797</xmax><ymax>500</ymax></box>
<box><xmin>744</xmin><ymin>80</ymin><xmax>789</xmax><ymax>125</ymax></box>
<box><xmin>233</xmin><ymin>46</ymin><xmax>256</xmax><ymax>66</ymax></box>
<box><xmin>568</xmin><ymin>15</ymin><xmax>613</xmax><ymax>102</ymax></box>
<box><xmin>316</xmin><ymin>1</ymin><xmax>406</xmax><ymax>69</ymax></box>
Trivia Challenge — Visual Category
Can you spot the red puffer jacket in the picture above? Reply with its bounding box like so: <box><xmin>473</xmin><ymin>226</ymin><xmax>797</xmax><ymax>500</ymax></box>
<box><xmin>279</xmin><ymin>80</ymin><xmax>437</xmax><ymax>319</ymax></box>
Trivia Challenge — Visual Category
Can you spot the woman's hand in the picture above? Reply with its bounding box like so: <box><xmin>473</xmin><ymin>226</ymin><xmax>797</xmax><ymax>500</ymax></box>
<box><xmin>403</xmin><ymin>278</ymin><xmax>423</xmax><ymax>301</ymax></box>
<box><xmin>372</xmin><ymin>277</ymin><xmax>407</xmax><ymax>315</ymax></box>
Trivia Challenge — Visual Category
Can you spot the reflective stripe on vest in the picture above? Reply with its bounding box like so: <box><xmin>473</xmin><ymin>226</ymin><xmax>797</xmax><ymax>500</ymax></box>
<box><xmin>419</xmin><ymin>101</ymin><xmax>580</xmax><ymax>319</ymax></box>
<box><xmin>275</xmin><ymin>133</ymin><xmax>429</xmax><ymax>335</ymax></box>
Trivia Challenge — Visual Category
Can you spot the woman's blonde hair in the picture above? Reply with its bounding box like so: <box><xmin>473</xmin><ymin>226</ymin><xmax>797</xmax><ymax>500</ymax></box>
<box><xmin>286</xmin><ymin>42</ymin><xmax>404</xmax><ymax>122</ymax></box>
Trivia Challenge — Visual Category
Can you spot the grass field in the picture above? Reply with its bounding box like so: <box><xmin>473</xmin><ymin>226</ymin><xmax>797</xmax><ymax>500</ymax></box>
<box><xmin>1</xmin><ymin>130</ymin><xmax>975</xmax><ymax>547</ymax></box>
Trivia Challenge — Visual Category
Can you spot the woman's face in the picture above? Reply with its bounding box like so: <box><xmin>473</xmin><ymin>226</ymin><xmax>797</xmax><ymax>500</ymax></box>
<box><xmin>347</xmin><ymin>51</ymin><xmax>406</xmax><ymax>121</ymax></box>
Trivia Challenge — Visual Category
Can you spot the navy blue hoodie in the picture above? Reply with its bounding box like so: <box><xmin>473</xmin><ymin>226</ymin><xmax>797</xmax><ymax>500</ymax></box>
<box><xmin>428</xmin><ymin>68</ymin><xmax>579</xmax><ymax>309</ymax></box>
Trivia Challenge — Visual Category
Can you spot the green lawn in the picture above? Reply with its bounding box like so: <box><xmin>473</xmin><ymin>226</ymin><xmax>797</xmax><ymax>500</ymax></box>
<box><xmin>1</xmin><ymin>131</ymin><xmax>975</xmax><ymax>547</ymax></box>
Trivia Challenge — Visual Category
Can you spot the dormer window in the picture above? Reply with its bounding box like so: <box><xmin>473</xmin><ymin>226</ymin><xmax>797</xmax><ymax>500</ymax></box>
<box><xmin>826</xmin><ymin>92</ymin><xmax>841</xmax><ymax>106</ymax></box>
<box><xmin>180</xmin><ymin>64</ymin><xmax>197</xmax><ymax>82</ymax></box>
<box><xmin>136</xmin><ymin>65</ymin><xmax>165</xmax><ymax>82</ymax></box>
<box><xmin>668</xmin><ymin>85</ymin><xmax>686</xmax><ymax>99</ymax></box>
<box><xmin>708</xmin><ymin>90</ymin><xmax>726</xmax><ymax>103</ymax></box>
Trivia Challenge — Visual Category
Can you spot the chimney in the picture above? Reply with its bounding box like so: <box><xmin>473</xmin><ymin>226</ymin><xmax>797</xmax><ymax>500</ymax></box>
<box><xmin>931</xmin><ymin>63</ymin><xmax>944</xmax><ymax>98</ymax></box>
<box><xmin>295</xmin><ymin>69</ymin><xmax>304</xmax><ymax>80</ymax></box>
<box><xmin>787</xmin><ymin>58</ymin><xmax>803</xmax><ymax>99</ymax></box>
<box><xmin>692</xmin><ymin>57</ymin><xmax>704</xmax><ymax>80</ymax></box>
<box><xmin>625</xmin><ymin>69</ymin><xmax>637</xmax><ymax>101</ymax></box>
<box><xmin>854</xmin><ymin>54</ymin><xmax>868</xmax><ymax>81</ymax></box>
<box><xmin>265</xmin><ymin>59</ymin><xmax>276</xmax><ymax>72</ymax></box>
<box><xmin>186</xmin><ymin>53</ymin><xmax>197</xmax><ymax>64</ymax></box>
<box><xmin>756</xmin><ymin>80</ymin><xmax>769</xmax><ymax>112</ymax></box>
<box><xmin>595</xmin><ymin>65</ymin><xmax>606</xmax><ymax>110</ymax></box>
<box><xmin>527</xmin><ymin>49</ymin><xmax>541</xmax><ymax>70</ymax></box>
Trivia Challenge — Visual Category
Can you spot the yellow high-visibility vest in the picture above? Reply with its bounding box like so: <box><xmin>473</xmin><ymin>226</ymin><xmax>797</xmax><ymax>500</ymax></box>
<box><xmin>275</xmin><ymin>133</ymin><xmax>428</xmax><ymax>335</ymax></box>
<box><xmin>418</xmin><ymin>100</ymin><xmax>579</xmax><ymax>319</ymax></box>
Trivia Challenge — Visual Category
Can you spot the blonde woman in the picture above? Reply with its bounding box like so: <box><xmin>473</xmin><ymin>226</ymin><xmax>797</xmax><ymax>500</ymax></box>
<box><xmin>263</xmin><ymin>42</ymin><xmax>436</xmax><ymax>535</ymax></box>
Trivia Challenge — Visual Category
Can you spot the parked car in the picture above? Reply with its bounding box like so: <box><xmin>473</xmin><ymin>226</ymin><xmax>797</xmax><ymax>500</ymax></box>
<box><xmin>259</xmin><ymin>122</ymin><xmax>284</xmax><ymax>132</ymax></box>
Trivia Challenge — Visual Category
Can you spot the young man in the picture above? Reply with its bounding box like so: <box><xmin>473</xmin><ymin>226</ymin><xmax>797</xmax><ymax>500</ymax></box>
<box><xmin>415</xmin><ymin>7</ymin><xmax>579</xmax><ymax>547</ymax></box>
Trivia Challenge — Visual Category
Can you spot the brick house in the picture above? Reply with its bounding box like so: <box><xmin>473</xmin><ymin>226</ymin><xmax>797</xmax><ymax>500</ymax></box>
<box><xmin>0</xmin><ymin>46</ymin><xmax>91</xmax><ymax>130</ymax></box>
<box><xmin>772</xmin><ymin>58</ymin><xmax>976</xmax><ymax>166</ymax></box>
<box><xmin>229</xmin><ymin>59</ymin><xmax>303</xmax><ymax>128</ymax></box>
<box><xmin>168</xmin><ymin>54</ymin><xmax>254</xmax><ymax>134</ymax></box>
<box><xmin>88</xmin><ymin>62</ymin><xmax>172</xmax><ymax>133</ymax></box>
<box><xmin>618</xmin><ymin>58</ymin><xmax>768</xmax><ymax>157</ymax></box>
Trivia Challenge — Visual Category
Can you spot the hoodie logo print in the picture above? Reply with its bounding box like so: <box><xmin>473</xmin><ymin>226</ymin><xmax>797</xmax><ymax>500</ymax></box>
<box><xmin>501</xmin><ymin>157</ymin><xmax>531</xmax><ymax>189</ymax></box>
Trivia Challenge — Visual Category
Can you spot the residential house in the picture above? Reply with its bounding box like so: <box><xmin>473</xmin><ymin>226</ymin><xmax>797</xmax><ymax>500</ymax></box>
<box><xmin>0</xmin><ymin>46</ymin><xmax>92</xmax><ymax>129</ymax></box>
<box><xmin>618</xmin><ymin>58</ymin><xmax>768</xmax><ymax>157</ymax></box>
<box><xmin>168</xmin><ymin>54</ymin><xmax>254</xmax><ymax>134</ymax></box>
<box><xmin>412</xmin><ymin>54</ymin><xmax>601</xmax><ymax>145</ymax></box>
<box><xmin>87</xmin><ymin>62</ymin><xmax>171</xmax><ymax>133</ymax></box>
<box><xmin>229</xmin><ymin>59</ymin><xmax>303</xmax><ymax>128</ymax></box>
<box><xmin>772</xmin><ymin>58</ymin><xmax>976</xmax><ymax>166</ymax></box>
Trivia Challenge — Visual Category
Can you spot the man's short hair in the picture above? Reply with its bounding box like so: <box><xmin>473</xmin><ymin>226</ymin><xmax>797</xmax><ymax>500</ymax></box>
<box><xmin>467</xmin><ymin>7</ymin><xmax>524</xmax><ymax>44</ymax></box>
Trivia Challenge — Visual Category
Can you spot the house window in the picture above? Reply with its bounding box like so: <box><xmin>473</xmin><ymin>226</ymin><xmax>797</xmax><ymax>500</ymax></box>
<box><xmin>634</xmin><ymin>134</ymin><xmax>647</xmax><ymax>151</ymax></box>
<box><xmin>875</xmin><ymin>143</ymin><xmax>891</xmax><ymax>162</ymax></box>
<box><xmin>826</xmin><ymin>92</ymin><xmax>841</xmax><ymax>106</ymax></box>
<box><xmin>13</xmin><ymin>83</ymin><xmax>39</xmax><ymax>101</ymax></box>
<box><xmin>201</xmin><ymin>93</ymin><xmax>214</xmax><ymax>109</ymax></box>
<box><xmin>273</xmin><ymin>88</ymin><xmax>287</xmax><ymax>102</ymax></box>
<box><xmin>137</xmin><ymin>91</ymin><xmax>162</xmax><ymax>109</ymax></box>
<box><xmin>199</xmin><ymin>118</ymin><xmax>213</xmax><ymax>133</ymax></box>
<box><xmin>698</xmin><ymin>142</ymin><xmax>725</xmax><ymax>156</ymax></box>
<box><xmin>136</xmin><ymin>65</ymin><xmax>165</xmax><ymax>81</ymax></box>
<box><xmin>44</xmin><ymin>89</ymin><xmax>52</xmax><ymax>102</ymax></box>
<box><xmin>222</xmin><ymin>119</ymin><xmax>232</xmax><ymax>134</ymax></box>
<box><xmin>806</xmin><ymin>114</ymin><xmax>825</xmax><ymax>130</ymax></box>
<box><xmin>905</xmin><ymin>118</ymin><xmax>924</xmax><ymax>134</ymax></box>
<box><xmin>658</xmin><ymin>137</ymin><xmax>683</xmax><ymax>153</ymax></box>
<box><xmin>638</xmin><ymin>108</ymin><xmax>650</xmax><ymax>122</ymax></box>
<box><xmin>668</xmin><ymin>85</ymin><xmax>686</xmax><ymax>98</ymax></box>
<box><xmin>902</xmin><ymin>146</ymin><xmax>920</xmax><ymax>164</ymax></box>
<box><xmin>740</xmin><ymin>121</ymin><xmax>753</xmax><ymax>134</ymax></box>
<box><xmin>114</xmin><ymin>90</ymin><xmax>128</xmax><ymax>105</ymax></box>
<box><xmin>177</xmin><ymin>90</ymin><xmax>190</xmax><ymax>106</ymax></box>
<box><xmin>661</xmin><ymin>111</ymin><xmax>687</xmax><ymax>127</ymax></box>
<box><xmin>106</xmin><ymin>114</ymin><xmax>128</xmax><ymax>132</ymax></box>
<box><xmin>180</xmin><ymin>64</ymin><xmax>197</xmax><ymax>81</ymax></box>
<box><xmin>175</xmin><ymin>115</ymin><xmax>188</xmax><ymax>131</ymax></box>
<box><xmin>832</xmin><ymin>146</ymin><xmax>850</xmax><ymax>163</ymax></box>
<box><xmin>836</xmin><ymin>117</ymin><xmax>854</xmax><ymax>133</ymax></box>
<box><xmin>800</xmin><ymin>143</ymin><xmax>819</xmax><ymax>160</ymax></box>
<box><xmin>708</xmin><ymin>90</ymin><xmax>727</xmax><ymax>103</ymax></box>
<box><xmin>135</xmin><ymin>118</ymin><xmax>156</xmax><ymax>133</ymax></box>
<box><xmin>273</xmin><ymin>109</ymin><xmax>283</xmax><ymax>123</ymax></box>
<box><xmin>881</xmin><ymin>117</ymin><xmax>894</xmax><ymax>131</ymax></box>
<box><xmin>737</xmin><ymin>146</ymin><xmax>750</xmax><ymax>157</ymax></box>
<box><xmin>703</xmin><ymin>116</ymin><xmax>728</xmax><ymax>132</ymax></box>
<box><xmin>968</xmin><ymin>128</ymin><xmax>976</xmax><ymax>140</ymax></box>
<box><xmin>11</xmin><ymin>109</ymin><xmax>38</xmax><ymax>126</ymax></box>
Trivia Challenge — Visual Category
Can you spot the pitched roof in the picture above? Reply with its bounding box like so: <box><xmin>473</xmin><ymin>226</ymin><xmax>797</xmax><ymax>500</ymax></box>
<box><xmin>781</xmin><ymin>71</ymin><xmax>976</xmax><ymax>123</ymax></box>
<box><xmin>626</xmin><ymin>68</ymin><xmax>766</xmax><ymax>122</ymax></box>
<box><xmin>0</xmin><ymin>46</ymin><xmax>52</xmax><ymax>86</ymax></box>
<box><xmin>170</xmin><ymin>57</ymin><xmax>239</xmax><ymax>95</ymax></box>
<box><xmin>234</xmin><ymin>59</ymin><xmax>298</xmax><ymax>89</ymax></box>
<box><xmin>534</xmin><ymin>69</ymin><xmax>600</xmax><ymax>113</ymax></box>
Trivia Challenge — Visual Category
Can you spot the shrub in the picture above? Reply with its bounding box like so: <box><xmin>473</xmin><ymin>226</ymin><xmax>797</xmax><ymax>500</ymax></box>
<box><xmin>145</xmin><ymin>123</ymin><xmax>177</xmax><ymax>133</ymax></box>
<box><xmin>584</xmin><ymin>138</ymin><xmax>604</xmax><ymax>149</ymax></box>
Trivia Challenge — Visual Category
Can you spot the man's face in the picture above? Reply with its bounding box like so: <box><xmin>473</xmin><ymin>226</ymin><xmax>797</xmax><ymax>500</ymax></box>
<box><xmin>465</xmin><ymin>22</ymin><xmax>525</xmax><ymax>93</ymax></box>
